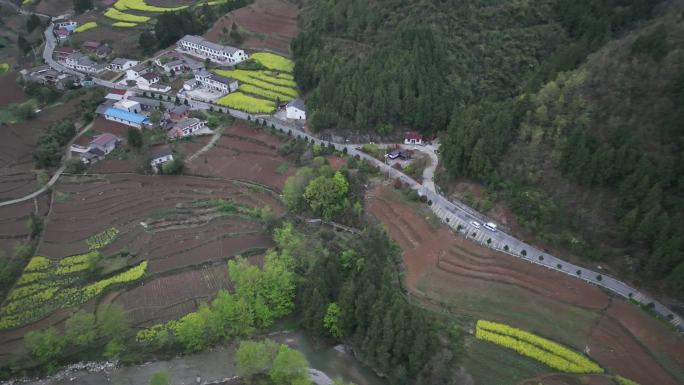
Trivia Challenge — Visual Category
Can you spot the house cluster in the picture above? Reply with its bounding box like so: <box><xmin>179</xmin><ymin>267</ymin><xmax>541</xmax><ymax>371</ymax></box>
<box><xmin>20</xmin><ymin>65</ymin><xmax>78</xmax><ymax>89</ymax></box>
<box><xmin>177</xmin><ymin>35</ymin><xmax>248</xmax><ymax>65</ymax></box>
<box><xmin>55</xmin><ymin>41</ymin><xmax>112</xmax><ymax>74</ymax></box>
<box><xmin>70</xmin><ymin>133</ymin><xmax>121</xmax><ymax>164</ymax></box>
<box><xmin>52</xmin><ymin>17</ymin><xmax>77</xmax><ymax>41</ymax></box>
<box><xmin>123</xmin><ymin>63</ymin><xmax>171</xmax><ymax>93</ymax></box>
<box><xmin>94</xmin><ymin>90</ymin><xmax>207</xmax><ymax>141</ymax></box>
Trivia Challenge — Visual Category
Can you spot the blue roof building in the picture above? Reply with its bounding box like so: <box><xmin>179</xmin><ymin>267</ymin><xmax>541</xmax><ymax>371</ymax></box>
<box><xmin>104</xmin><ymin>107</ymin><xmax>149</xmax><ymax>128</ymax></box>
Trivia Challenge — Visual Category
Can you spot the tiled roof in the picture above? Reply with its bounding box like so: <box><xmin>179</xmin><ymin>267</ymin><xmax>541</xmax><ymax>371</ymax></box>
<box><xmin>90</xmin><ymin>133</ymin><xmax>119</xmax><ymax>147</ymax></box>
<box><xmin>286</xmin><ymin>98</ymin><xmax>306</xmax><ymax>111</ymax></box>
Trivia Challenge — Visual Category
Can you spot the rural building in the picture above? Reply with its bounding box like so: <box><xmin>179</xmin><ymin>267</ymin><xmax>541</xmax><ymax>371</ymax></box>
<box><xmin>81</xmin><ymin>41</ymin><xmax>101</xmax><ymax>52</ymax></box>
<box><xmin>137</xmin><ymin>72</ymin><xmax>160</xmax><ymax>87</ymax></box>
<box><xmin>109</xmin><ymin>58</ymin><xmax>138</xmax><ymax>71</ymax></box>
<box><xmin>104</xmin><ymin>89</ymin><xmax>127</xmax><ymax>101</ymax></box>
<box><xmin>167</xmin><ymin>117</ymin><xmax>205</xmax><ymax>139</ymax></box>
<box><xmin>114</xmin><ymin>99</ymin><xmax>142</xmax><ymax>114</ymax></box>
<box><xmin>159</xmin><ymin>59</ymin><xmax>185</xmax><ymax>74</ymax></box>
<box><xmin>194</xmin><ymin>70</ymin><xmax>238</xmax><ymax>93</ymax></box>
<box><xmin>125</xmin><ymin>63</ymin><xmax>152</xmax><ymax>81</ymax></box>
<box><xmin>149</xmin><ymin>145</ymin><xmax>174</xmax><ymax>170</ymax></box>
<box><xmin>127</xmin><ymin>96</ymin><xmax>168</xmax><ymax>111</ymax></box>
<box><xmin>81</xmin><ymin>133</ymin><xmax>120</xmax><ymax>164</ymax></box>
<box><xmin>55</xmin><ymin>28</ymin><xmax>70</xmax><ymax>41</ymax></box>
<box><xmin>20</xmin><ymin>65</ymin><xmax>77</xmax><ymax>89</ymax></box>
<box><xmin>52</xmin><ymin>18</ymin><xmax>77</xmax><ymax>30</ymax></box>
<box><xmin>183</xmin><ymin>79</ymin><xmax>199</xmax><ymax>91</ymax></box>
<box><xmin>54</xmin><ymin>46</ymin><xmax>78</xmax><ymax>61</ymax></box>
<box><xmin>286</xmin><ymin>98</ymin><xmax>307</xmax><ymax>120</ymax></box>
<box><xmin>168</xmin><ymin>105</ymin><xmax>189</xmax><ymax>121</ymax></box>
<box><xmin>104</xmin><ymin>107</ymin><xmax>149</xmax><ymax>129</ymax></box>
<box><xmin>177</xmin><ymin>35</ymin><xmax>247</xmax><ymax>64</ymax></box>
<box><xmin>64</xmin><ymin>53</ymin><xmax>107</xmax><ymax>73</ymax></box>
<box><xmin>404</xmin><ymin>132</ymin><xmax>423</xmax><ymax>145</ymax></box>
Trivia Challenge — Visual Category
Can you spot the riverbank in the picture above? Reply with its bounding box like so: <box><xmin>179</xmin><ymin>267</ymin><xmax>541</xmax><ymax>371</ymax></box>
<box><xmin>1</xmin><ymin>330</ymin><xmax>385</xmax><ymax>385</ymax></box>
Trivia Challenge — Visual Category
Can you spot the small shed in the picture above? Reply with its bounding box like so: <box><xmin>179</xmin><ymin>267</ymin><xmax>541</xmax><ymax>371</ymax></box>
<box><xmin>286</xmin><ymin>98</ymin><xmax>306</xmax><ymax>120</ymax></box>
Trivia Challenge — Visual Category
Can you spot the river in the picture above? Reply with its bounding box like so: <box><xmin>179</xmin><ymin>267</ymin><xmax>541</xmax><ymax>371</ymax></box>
<box><xmin>6</xmin><ymin>330</ymin><xmax>385</xmax><ymax>385</ymax></box>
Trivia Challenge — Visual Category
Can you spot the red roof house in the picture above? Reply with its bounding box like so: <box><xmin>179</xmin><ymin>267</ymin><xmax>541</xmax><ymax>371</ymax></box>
<box><xmin>404</xmin><ymin>131</ymin><xmax>423</xmax><ymax>145</ymax></box>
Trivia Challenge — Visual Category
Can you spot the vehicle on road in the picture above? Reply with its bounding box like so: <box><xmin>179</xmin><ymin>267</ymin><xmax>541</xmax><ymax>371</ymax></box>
<box><xmin>469</xmin><ymin>220</ymin><xmax>481</xmax><ymax>229</ymax></box>
<box><xmin>484</xmin><ymin>222</ymin><xmax>497</xmax><ymax>232</ymax></box>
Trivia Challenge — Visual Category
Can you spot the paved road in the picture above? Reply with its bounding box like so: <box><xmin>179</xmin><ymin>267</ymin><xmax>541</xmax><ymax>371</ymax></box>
<box><xmin>0</xmin><ymin>121</ymin><xmax>93</xmax><ymax>207</ymax></box>
<box><xmin>33</xmin><ymin>21</ymin><xmax>683</xmax><ymax>330</ymax></box>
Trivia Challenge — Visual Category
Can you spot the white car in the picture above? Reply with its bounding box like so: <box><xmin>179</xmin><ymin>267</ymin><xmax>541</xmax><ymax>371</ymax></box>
<box><xmin>484</xmin><ymin>222</ymin><xmax>498</xmax><ymax>232</ymax></box>
<box><xmin>469</xmin><ymin>221</ymin><xmax>481</xmax><ymax>229</ymax></box>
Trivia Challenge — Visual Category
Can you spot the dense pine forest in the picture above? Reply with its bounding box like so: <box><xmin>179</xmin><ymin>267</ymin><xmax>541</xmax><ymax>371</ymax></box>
<box><xmin>292</xmin><ymin>0</ymin><xmax>684</xmax><ymax>297</ymax></box>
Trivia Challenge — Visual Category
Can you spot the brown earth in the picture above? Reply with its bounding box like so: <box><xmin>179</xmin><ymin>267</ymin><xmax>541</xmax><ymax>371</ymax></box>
<box><xmin>367</xmin><ymin>183</ymin><xmax>684</xmax><ymax>385</ymax></box>
<box><xmin>34</xmin><ymin>0</ymin><xmax>74</xmax><ymax>16</ymax></box>
<box><xmin>185</xmin><ymin>122</ymin><xmax>295</xmax><ymax>190</ymax></box>
<box><xmin>0</xmin><ymin>195</ymin><xmax>49</xmax><ymax>257</ymax></box>
<box><xmin>0</xmin><ymin>72</ymin><xmax>26</xmax><ymax>106</ymax></box>
<box><xmin>204</xmin><ymin>0</ymin><xmax>298</xmax><ymax>55</ymax></box>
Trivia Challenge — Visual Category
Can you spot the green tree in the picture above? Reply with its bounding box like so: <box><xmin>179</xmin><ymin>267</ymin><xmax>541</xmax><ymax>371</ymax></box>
<box><xmin>138</xmin><ymin>31</ymin><xmax>156</xmax><ymax>55</ymax></box>
<box><xmin>323</xmin><ymin>303</ymin><xmax>342</xmax><ymax>338</ymax></box>
<box><xmin>128</xmin><ymin>127</ymin><xmax>143</xmax><ymax>149</ymax></box>
<box><xmin>17</xmin><ymin>36</ymin><xmax>31</xmax><ymax>55</ymax></box>
<box><xmin>270</xmin><ymin>344</ymin><xmax>310</xmax><ymax>385</ymax></box>
<box><xmin>175</xmin><ymin>312</ymin><xmax>207</xmax><ymax>351</ymax></box>
<box><xmin>65</xmin><ymin>311</ymin><xmax>97</xmax><ymax>348</ymax></box>
<box><xmin>73</xmin><ymin>0</ymin><xmax>93</xmax><ymax>14</ymax></box>
<box><xmin>24</xmin><ymin>327</ymin><xmax>66</xmax><ymax>363</ymax></box>
<box><xmin>149</xmin><ymin>110</ymin><xmax>162</xmax><ymax>124</ymax></box>
<box><xmin>96</xmin><ymin>304</ymin><xmax>129</xmax><ymax>341</ymax></box>
<box><xmin>26</xmin><ymin>14</ymin><xmax>41</xmax><ymax>32</ymax></box>
<box><xmin>149</xmin><ymin>370</ymin><xmax>170</xmax><ymax>385</ymax></box>
<box><xmin>235</xmin><ymin>339</ymin><xmax>279</xmax><ymax>378</ymax></box>
<box><xmin>64</xmin><ymin>159</ymin><xmax>86</xmax><ymax>174</ymax></box>
<box><xmin>303</xmin><ymin>171</ymin><xmax>350</xmax><ymax>220</ymax></box>
<box><xmin>282</xmin><ymin>167</ymin><xmax>314</xmax><ymax>211</ymax></box>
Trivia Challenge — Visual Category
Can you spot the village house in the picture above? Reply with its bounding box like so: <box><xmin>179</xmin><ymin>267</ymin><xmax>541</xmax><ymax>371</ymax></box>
<box><xmin>404</xmin><ymin>132</ymin><xmax>423</xmax><ymax>145</ymax></box>
<box><xmin>167</xmin><ymin>117</ymin><xmax>205</xmax><ymax>139</ymax></box>
<box><xmin>177</xmin><ymin>35</ymin><xmax>247</xmax><ymax>64</ymax></box>
<box><xmin>55</xmin><ymin>28</ymin><xmax>71</xmax><ymax>41</ymax></box>
<box><xmin>104</xmin><ymin>89</ymin><xmax>127</xmax><ymax>101</ymax></box>
<box><xmin>81</xmin><ymin>41</ymin><xmax>101</xmax><ymax>53</ymax></box>
<box><xmin>64</xmin><ymin>53</ymin><xmax>107</xmax><ymax>73</ymax></box>
<box><xmin>168</xmin><ymin>105</ymin><xmax>189</xmax><ymax>121</ymax></box>
<box><xmin>154</xmin><ymin>57</ymin><xmax>185</xmax><ymax>74</ymax></box>
<box><xmin>80</xmin><ymin>41</ymin><xmax>112</xmax><ymax>59</ymax></box>
<box><xmin>52</xmin><ymin>18</ymin><xmax>77</xmax><ymax>30</ymax></box>
<box><xmin>109</xmin><ymin>58</ymin><xmax>138</xmax><ymax>71</ymax></box>
<box><xmin>286</xmin><ymin>98</ymin><xmax>307</xmax><ymax>120</ymax></box>
<box><xmin>114</xmin><ymin>99</ymin><xmax>142</xmax><ymax>114</ymax></box>
<box><xmin>80</xmin><ymin>133</ymin><xmax>120</xmax><ymax>164</ymax></box>
<box><xmin>125</xmin><ymin>63</ymin><xmax>152</xmax><ymax>81</ymax></box>
<box><xmin>194</xmin><ymin>70</ymin><xmax>238</xmax><ymax>93</ymax></box>
<box><xmin>104</xmin><ymin>107</ymin><xmax>149</xmax><ymax>129</ymax></box>
<box><xmin>149</xmin><ymin>145</ymin><xmax>174</xmax><ymax>171</ymax></box>
<box><xmin>127</xmin><ymin>96</ymin><xmax>170</xmax><ymax>111</ymax></box>
<box><xmin>137</xmin><ymin>72</ymin><xmax>161</xmax><ymax>87</ymax></box>
<box><xmin>20</xmin><ymin>65</ymin><xmax>78</xmax><ymax>89</ymax></box>
<box><xmin>54</xmin><ymin>46</ymin><xmax>78</xmax><ymax>61</ymax></box>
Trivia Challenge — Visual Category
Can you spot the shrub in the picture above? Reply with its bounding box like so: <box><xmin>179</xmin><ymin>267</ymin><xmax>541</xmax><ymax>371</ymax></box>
<box><xmin>539</xmin><ymin>255</ymin><xmax>544</xmax><ymax>261</ymax></box>
<box><xmin>64</xmin><ymin>159</ymin><xmax>86</xmax><ymax>174</ymax></box>
<box><xmin>86</xmin><ymin>227</ymin><xmax>119</xmax><ymax>250</ymax></box>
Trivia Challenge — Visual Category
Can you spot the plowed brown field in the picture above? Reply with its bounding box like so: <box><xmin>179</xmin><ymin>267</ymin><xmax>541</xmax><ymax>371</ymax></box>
<box><xmin>367</xmin><ymin>184</ymin><xmax>684</xmax><ymax>385</ymax></box>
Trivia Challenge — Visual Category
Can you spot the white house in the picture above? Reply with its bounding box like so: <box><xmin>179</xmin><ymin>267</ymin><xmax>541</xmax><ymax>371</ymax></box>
<box><xmin>114</xmin><ymin>99</ymin><xmax>142</xmax><ymax>114</ymax></box>
<box><xmin>149</xmin><ymin>145</ymin><xmax>174</xmax><ymax>170</ymax></box>
<box><xmin>403</xmin><ymin>132</ymin><xmax>423</xmax><ymax>145</ymax></box>
<box><xmin>177</xmin><ymin>35</ymin><xmax>247</xmax><ymax>64</ymax></box>
<box><xmin>167</xmin><ymin>117</ymin><xmax>205</xmax><ymax>139</ymax></box>
<box><xmin>136</xmin><ymin>72</ymin><xmax>161</xmax><ymax>88</ymax></box>
<box><xmin>81</xmin><ymin>133</ymin><xmax>120</xmax><ymax>164</ymax></box>
<box><xmin>159</xmin><ymin>59</ymin><xmax>185</xmax><ymax>74</ymax></box>
<box><xmin>286</xmin><ymin>98</ymin><xmax>307</xmax><ymax>120</ymax></box>
<box><xmin>125</xmin><ymin>63</ymin><xmax>151</xmax><ymax>81</ymax></box>
<box><xmin>104</xmin><ymin>89</ymin><xmax>127</xmax><ymax>101</ymax></box>
<box><xmin>64</xmin><ymin>53</ymin><xmax>106</xmax><ymax>73</ymax></box>
<box><xmin>109</xmin><ymin>58</ymin><xmax>138</xmax><ymax>71</ymax></box>
<box><xmin>194</xmin><ymin>70</ymin><xmax>238</xmax><ymax>93</ymax></box>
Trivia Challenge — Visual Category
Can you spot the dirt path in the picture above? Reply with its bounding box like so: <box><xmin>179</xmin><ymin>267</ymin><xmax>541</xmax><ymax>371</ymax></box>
<box><xmin>0</xmin><ymin>120</ymin><xmax>93</xmax><ymax>207</ymax></box>
<box><xmin>186</xmin><ymin>126</ymin><xmax>224</xmax><ymax>162</ymax></box>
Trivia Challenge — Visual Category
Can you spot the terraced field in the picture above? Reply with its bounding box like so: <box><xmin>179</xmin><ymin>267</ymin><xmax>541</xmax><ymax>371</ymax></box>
<box><xmin>367</xmin><ymin>184</ymin><xmax>684</xmax><ymax>385</ymax></box>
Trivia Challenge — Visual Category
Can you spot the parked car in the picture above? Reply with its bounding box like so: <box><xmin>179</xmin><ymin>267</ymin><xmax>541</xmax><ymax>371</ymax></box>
<box><xmin>484</xmin><ymin>222</ymin><xmax>498</xmax><ymax>232</ymax></box>
<box><xmin>469</xmin><ymin>220</ymin><xmax>481</xmax><ymax>229</ymax></box>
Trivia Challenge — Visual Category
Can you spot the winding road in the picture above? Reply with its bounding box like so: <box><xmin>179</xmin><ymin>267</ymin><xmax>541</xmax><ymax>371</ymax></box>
<box><xmin>6</xmin><ymin>13</ymin><xmax>680</xmax><ymax>330</ymax></box>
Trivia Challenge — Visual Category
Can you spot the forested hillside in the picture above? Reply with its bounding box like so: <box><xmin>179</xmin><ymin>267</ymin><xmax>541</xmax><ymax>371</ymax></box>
<box><xmin>291</xmin><ymin>0</ymin><xmax>684</xmax><ymax>297</ymax></box>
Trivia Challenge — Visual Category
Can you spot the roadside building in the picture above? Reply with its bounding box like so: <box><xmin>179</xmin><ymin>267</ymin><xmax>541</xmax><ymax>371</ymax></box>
<box><xmin>104</xmin><ymin>107</ymin><xmax>149</xmax><ymax>129</ymax></box>
<box><xmin>52</xmin><ymin>18</ymin><xmax>77</xmax><ymax>30</ymax></box>
<box><xmin>159</xmin><ymin>59</ymin><xmax>185</xmax><ymax>74</ymax></box>
<box><xmin>286</xmin><ymin>98</ymin><xmax>307</xmax><ymax>120</ymax></box>
<box><xmin>194</xmin><ymin>70</ymin><xmax>238</xmax><ymax>93</ymax></box>
<box><xmin>167</xmin><ymin>117</ymin><xmax>205</xmax><ymax>139</ymax></box>
<box><xmin>149</xmin><ymin>145</ymin><xmax>174</xmax><ymax>171</ymax></box>
<box><xmin>20</xmin><ymin>65</ymin><xmax>77</xmax><ymax>89</ymax></box>
<box><xmin>81</xmin><ymin>133</ymin><xmax>120</xmax><ymax>164</ymax></box>
<box><xmin>168</xmin><ymin>105</ymin><xmax>189</xmax><ymax>121</ymax></box>
<box><xmin>104</xmin><ymin>89</ymin><xmax>127</xmax><ymax>101</ymax></box>
<box><xmin>109</xmin><ymin>58</ymin><xmax>139</xmax><ymax>71</ymax></box>
<box><xmin>64</xmin><ymin>53</ymin><xmax>107</xmax><ymax>73</ymax></box>
<box><xmin>54</xmin><ymin>46</ymin><xmax>78</xmax><ymax>61</ymax></box>
<box><xmin>404</xmin><ymin>131</ymin><xmax>423</xmax><ymax>145</ymax></box>
<box><xmin>55</xmin><ymin>28</ymin><xmax>70</xmax><ymax>41</ymax></box>
<box><xmin>177</xmin><ymin>35</ymin><xmax>247</xmax><ymax>64</ymax></box>
<box><xmin>125</xmin><ymin>63</ymin><xmax>152</xmax><ymax>81</ymax></box>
